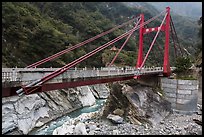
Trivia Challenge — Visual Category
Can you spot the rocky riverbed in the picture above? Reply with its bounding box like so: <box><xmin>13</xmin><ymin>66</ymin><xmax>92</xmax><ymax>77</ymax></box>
<box><xmin>50</xmin><ymin>82</ymin><xmax>202</xmax><ymax>135</ymax></box>
<box><xmin>2</xmin><ymin>80</ymin><xmax>202</xmax><ymax>135</ymax></box>
<box><xmin>50</xmin><ymin>104</ymin><xmax>202</xmax><ymax>135</ymax></box>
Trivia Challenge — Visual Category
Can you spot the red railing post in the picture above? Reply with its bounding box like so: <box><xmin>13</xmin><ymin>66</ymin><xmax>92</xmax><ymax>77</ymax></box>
<box><xmin>163</xmin><ymin>7</ymin><xmax>171</xmax><ymax>76</ymax></box>
<box><xmin>136</xmin><ymin>14</ymin><xmax>144</xmax><ymax>69</ymax></box>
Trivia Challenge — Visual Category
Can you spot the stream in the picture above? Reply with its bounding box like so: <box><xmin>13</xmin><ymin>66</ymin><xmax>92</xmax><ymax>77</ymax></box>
<box><xmin>29</xmin><ymin>99</ymin><xmax>106</xmax><ymax>135</ymax></box>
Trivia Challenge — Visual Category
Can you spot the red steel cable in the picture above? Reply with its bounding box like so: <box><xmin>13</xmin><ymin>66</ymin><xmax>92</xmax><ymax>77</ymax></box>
<box><xmin>109</xmin><ymin>18</ymin><xmax>141</xmax><ymax>66</ymax></box>
<box><xmin>170</xmin><ymin>22</ymin><xmax>178</xmax><ymax>58</ymax></box>
<box><xmin>40</xmin><ymin>10</ymin><xmax>166</xmax><ymax>84</ymax></box>
<box><xmin>17</xmin><ymin>10</ymin><xmax>166</xmax><ymax>95</ymax></box>
<box><xmin>145</xmin><ymin>29</ymin><xmax>161</xmax><ymax>66</ymax></box>
<box><xmin>26</xmin><ymin>17</ymin><xmax>139</xmax><ymax>68</ymax></box>
<box><xmin>170</xmin><ymin>16</ymin><xmax>184</xmax><ymax>56</ymax></box>
<box><xmin>24</xmin><ymin>27</ymin><xmax>137</xmax><ymax>94</ymax></box>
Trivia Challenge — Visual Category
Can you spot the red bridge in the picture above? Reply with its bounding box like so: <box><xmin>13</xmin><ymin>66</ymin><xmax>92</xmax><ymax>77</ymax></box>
<box><xmin>2</xmin><ymin>7</ymin><xmax>187</xmax><ymax>97</ymax></box>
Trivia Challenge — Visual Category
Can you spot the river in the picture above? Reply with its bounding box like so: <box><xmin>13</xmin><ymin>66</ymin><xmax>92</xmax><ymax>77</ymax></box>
<box><xmin>29</xmin><ymin>99</ymin><xmax>106</xmax><ymax>135</ymax></box>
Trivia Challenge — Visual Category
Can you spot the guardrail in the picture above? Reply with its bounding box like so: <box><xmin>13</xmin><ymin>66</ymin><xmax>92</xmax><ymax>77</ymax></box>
<box><xmin>2</xmin><ymin>67</ymin><xmax>174</xmax><ymax>82</ymax></box>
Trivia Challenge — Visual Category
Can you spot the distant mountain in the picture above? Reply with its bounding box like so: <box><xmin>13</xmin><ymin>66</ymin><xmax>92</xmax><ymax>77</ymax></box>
<box><xmin>147</xmin><ymin>2</ymin><xmax>202</xmax><ymax>20</ymax></box>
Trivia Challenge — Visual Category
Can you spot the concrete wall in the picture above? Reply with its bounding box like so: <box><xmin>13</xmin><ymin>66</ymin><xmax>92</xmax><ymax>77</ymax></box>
<box><xmin>160</xmin><ymin>78</ymin><xmax>199</xmax><ymax>114</ymax></box>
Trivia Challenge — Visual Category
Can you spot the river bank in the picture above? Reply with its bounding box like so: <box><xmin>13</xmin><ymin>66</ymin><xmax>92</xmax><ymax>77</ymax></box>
<box><xmin>31</xmin><ymin>81</ymin><xmax>202</xmax><ymax>135</ymax></box>
<box><xmin>32</xmin><ymin>101</ymin><xmax>202</xmax><ymax>135</ymax></box>
<box><xmin>2</xmin><ymin>79</ymin><xmax>202</xmax><ymax>135</ymax></box>
<box><xmin>29</xmin><ymin>99</ymin><xmax>106</xmax><ymax>135</ymax></box>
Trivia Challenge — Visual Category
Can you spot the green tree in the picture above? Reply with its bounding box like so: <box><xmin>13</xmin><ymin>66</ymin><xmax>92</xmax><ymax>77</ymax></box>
<box><xmin>175</xmin><ymin>56</ymin><xmax>192</xmax><ymax>72</ymax></box>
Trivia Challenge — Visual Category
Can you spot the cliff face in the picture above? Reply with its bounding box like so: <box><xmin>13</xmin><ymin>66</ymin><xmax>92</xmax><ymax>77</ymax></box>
<box><xmin>102</xmin><ymin>81</ymin><xmax>172</xmax><ymax>126</ymax></box>
<box><xmin>2</xmin><ymin>84</ymin><xmax>110</xmax><ymax>135</ymax></box>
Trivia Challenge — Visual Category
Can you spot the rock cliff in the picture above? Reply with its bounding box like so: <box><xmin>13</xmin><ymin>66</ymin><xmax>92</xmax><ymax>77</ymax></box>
<box><xmin>2</xmin><ymin>84</ymin><xmax>110</xmax><ymax>135</ymax></box>
<box><xmin>102</xmin><ymin>81</ymin><xmax>172</xmax><ymax>126</ymax></box>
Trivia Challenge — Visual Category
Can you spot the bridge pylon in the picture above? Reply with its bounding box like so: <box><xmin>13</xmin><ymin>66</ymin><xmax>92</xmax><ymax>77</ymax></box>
<box><xmin>136</xmin><ymin>14</ymin><xmax>144</xmax><ymax>69</ymax></box>
<box><xmin>163</xmin><ymin>7</ymin><xmax>171</xmax><ymax>76</ymax></box>
<box><xmin>136</xmin><ymin>7</ymin><xmax>171</xmax><ymax>77</ymax></box>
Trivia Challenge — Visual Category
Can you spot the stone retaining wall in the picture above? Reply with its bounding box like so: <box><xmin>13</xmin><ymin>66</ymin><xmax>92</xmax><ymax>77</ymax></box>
<box><xmin>160</xmin><ymin>78</ymin><xmax>198</xmax><ymax>114</ymax></box>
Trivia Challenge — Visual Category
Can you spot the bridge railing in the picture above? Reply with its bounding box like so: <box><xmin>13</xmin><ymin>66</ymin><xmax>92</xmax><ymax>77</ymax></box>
<box><xmin>2</xmin><ymin>66</ymin><xmax>173</xmax><ymax>83</ymax></box>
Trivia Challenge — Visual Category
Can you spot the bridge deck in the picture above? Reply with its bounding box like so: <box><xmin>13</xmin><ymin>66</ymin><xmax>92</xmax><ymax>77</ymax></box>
<box><xmin>2</xmin><ymin>67</ymin><xmax>175</xmax><ymax>97</ymax></box>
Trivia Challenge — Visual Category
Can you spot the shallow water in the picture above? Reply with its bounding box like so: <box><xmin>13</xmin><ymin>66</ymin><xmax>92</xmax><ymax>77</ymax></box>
<box><xmin>30</xmin><ymin>99</ymin><xmax>106</xmax><ymax>135</ymax></box>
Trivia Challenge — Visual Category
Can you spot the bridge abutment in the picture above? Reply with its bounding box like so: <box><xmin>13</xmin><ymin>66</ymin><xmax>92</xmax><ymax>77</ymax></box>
<box><xmin>160</xmin><ymin>77</ymin><xmax>199</xmax><ymax>114</ymax></box>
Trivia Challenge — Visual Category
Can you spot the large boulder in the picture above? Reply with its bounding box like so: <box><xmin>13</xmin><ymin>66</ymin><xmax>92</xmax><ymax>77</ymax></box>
<box><xmin>2</xmin><ymin>104</ymin><xmax>17</xmax><ymax>134</ymax></box>
<box><xmin>124</xmin><ymin>85</ymin><xmax>172</xmax><ymax>126</ymax></box>
<box><xmin>102</xmin><ymin>82</ymin><xmax>172</xmax><ymax>127</ymax></box>
<box><xmin>74</xmin><ymin>122</ymin><xmax>88</xmax><ymax>135</ymax></box>
<box><xmin>77</xmin><ymin>86</ymin><xmax>96</xmax><ymax>107</ymax></box>
<box><xmin>107</xmin><ymin>114</ymin><xmax>124</xmax><ymax>124</ymax></box>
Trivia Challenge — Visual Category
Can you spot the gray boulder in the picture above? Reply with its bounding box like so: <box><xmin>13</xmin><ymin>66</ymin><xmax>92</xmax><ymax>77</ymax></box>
<box><xmin>107</xmin><ymin>114</ymin><xmax>124</xmax><ymax>124</ymax></box>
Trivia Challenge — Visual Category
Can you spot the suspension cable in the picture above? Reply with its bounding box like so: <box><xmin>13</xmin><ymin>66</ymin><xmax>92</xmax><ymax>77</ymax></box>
<box><xmin>21</xmin><ymin>25</ymin><xmax>138</xmax><ymax>94</ymax></box>
<box><xmin>26</xmin><ymin>17</ymin><xmax>140</xmax><ymax>68</ymax></box>
<box><xmin>145</xmin><ymin>27</ymin><xmax>161</xmax><ymax>66</ymax></box>
<box><xmin>145</xmin><ymin>25</ymin><xmax>163</xmax><ymax>57</ymax></box>
<box><xmin>170</xmin><ymin>16</ymin><xmax>185</xmax><ymax>56</ymax></box>
<box><xmin>108</xmin><ymin>10</ymin><xmax>166</xmax><ymax>67</ymax></box>
<box><xmin>17</xmin><ymin>10</ymin><xmax>166</xmax><ymax>95</ymax></box>
<box><xmin>171</xmin><ymin>16</ymin><xmax>191</xmax><ymax>56</ymax></box>
<box><xmin>27</xmin><ymin>9</ymin><xmax>166</xmax><ymax>68</ymax></box>
<box><xmin>40</xmin><ymin>10</ymin><xmax>166</xmax><ymax>83</ymax></box>
<box><xmin>109</xmin><ymin>18</ymin><xmax>141</xmax><ymax>66</ymax></box>
<box><xmin>170</xmin><ymin>22</ymin><xmax>178</xmax><ymax>58</ymax></box>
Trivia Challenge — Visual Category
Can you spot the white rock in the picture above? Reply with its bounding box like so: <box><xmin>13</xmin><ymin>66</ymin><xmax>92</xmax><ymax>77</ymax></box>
<box><xmin>17</xmin><ymin>116</ymin><xmax>35</xmax><ymax>134</ymax></box>
<box><xmin>53</xmin><ymin>125</ymin><xmax>75</xmax><ymax>135</ymax></box>
<box><xmin>2</xmin><ymin>114</ymin><xmax>17</xmax><ymax>134</ymax></box>
<box><xmin>77</xmin><ymin>86</ymin><xmax>96</xmax><ymax>107</ymax></box>
<box><xmin>113</xmin><ymin>129</ymin><xmax>119</xmax><ymax>135</ymax></box>
<box><xmin>88</xmin><ymin>124</ymin><xmax>97</xmax><ymax>131</ymax></box>
<box><xmin>35</xmin><ymin>121</ymin><xmax>44</xmax><ymax>127</ymax></box>
<box><xmin>74</xmin><ymin>122</ymin><xmax>88</xmax><ymax>135</ymax></box>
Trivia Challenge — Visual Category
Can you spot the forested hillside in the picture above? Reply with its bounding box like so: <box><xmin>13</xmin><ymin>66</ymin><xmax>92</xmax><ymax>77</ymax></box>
<box><xmin>2</xmin><ymin>2</ymin><xmax>200</xmax><ymax>68</ymax></box>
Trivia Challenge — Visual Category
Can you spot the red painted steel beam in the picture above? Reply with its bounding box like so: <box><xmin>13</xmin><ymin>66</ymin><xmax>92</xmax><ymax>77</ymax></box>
<box><xmin>2</xmin><ymin>76</ymin><xmax>134</xmax><ymax>97</ymax></box>
<box><xmin>41</xmin><ymin>76</ymin><xmax>134</xmax><ymax>91</ymax></box>
<box><xmin>2</xmin><ymin>87</ymin><xmax>20</xmax><ymax>97</ymax></box>
<box><xmin>143</xmin><ymin>25</ymin><xmax>165</xmax><ymax>35</ymax></box>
